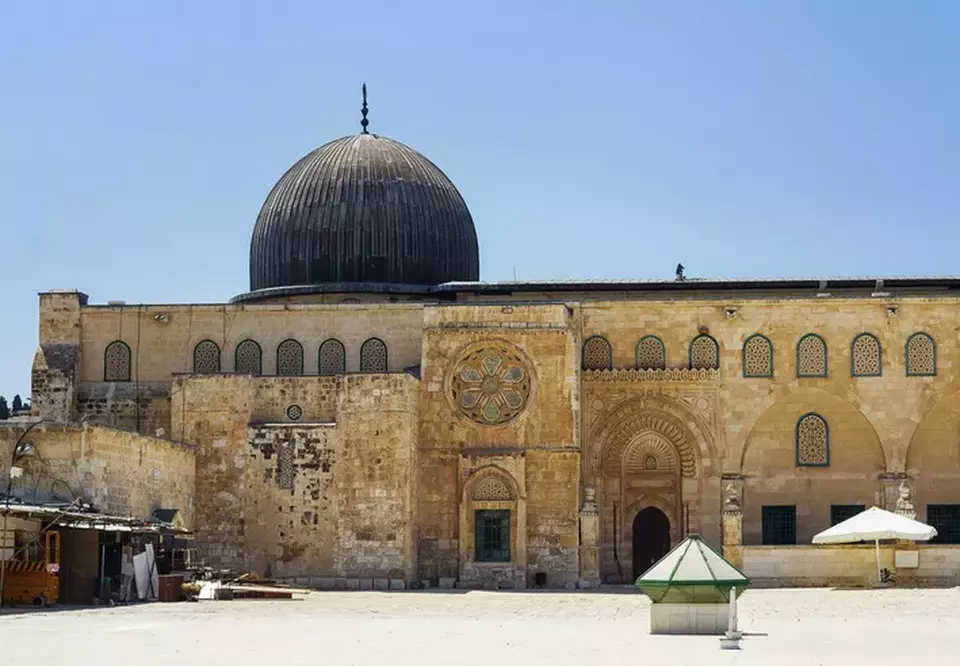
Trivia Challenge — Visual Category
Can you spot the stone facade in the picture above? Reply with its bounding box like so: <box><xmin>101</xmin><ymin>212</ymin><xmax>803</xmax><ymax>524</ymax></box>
<box><xmin>16</xmin><ymin>284</ymin><xmax>960</xmax><ymax>587</ymax></box>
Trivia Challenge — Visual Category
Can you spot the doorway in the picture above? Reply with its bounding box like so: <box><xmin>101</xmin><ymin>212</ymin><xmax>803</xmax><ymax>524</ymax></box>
<box><xmin>632</xmin><ymin>507</ymin><xmax>671</xmax><ymax>579</ymax></box>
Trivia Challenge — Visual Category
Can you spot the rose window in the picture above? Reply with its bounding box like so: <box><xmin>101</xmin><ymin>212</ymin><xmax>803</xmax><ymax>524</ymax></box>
<box><xmin>451</xmin><ymin>348</ymin><xmax>532</xmax><ymax>426</ymax></box>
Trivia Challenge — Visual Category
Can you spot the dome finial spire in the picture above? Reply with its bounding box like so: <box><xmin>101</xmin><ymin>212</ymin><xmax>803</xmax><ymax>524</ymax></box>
<box><xmin>360</xmin><ymin>83</ymin><xmax>370</xmax><ymax>134</ymax></box>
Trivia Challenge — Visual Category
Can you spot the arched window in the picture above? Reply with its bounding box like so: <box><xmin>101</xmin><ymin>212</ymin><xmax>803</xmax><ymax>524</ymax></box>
<box><xmin>359</xmin><ymin>337</ymin><xmax>387</xmax><ymax>372</ymax></box>
<box><xmin>473</xmin><ymin>475</ymin><xmax>513</xmax><ymax>501</ymax></box>
<box><xmin>276</xmin><ymin>339</ymin><xmax>304</xmax><ymax>376</ymax></box>
<box><xmin>103</xmin><ymin>340</ymin><xmax>131</xmax><ymax>382</ymax></box>
<box><xmin>797</xmin><ymin>334</ymin><xmax>828</xmax><ymax>378</ymax></box>
<box><xmin>905</xmin><ymin>332</ymin><xmax>936</xmax><ymax>376</ymax></box>
<box><xmin>742</xmin><ymin>334</ymin><xmax>773</xmax><ymax>378</ymax></box>
<box><xmin>635</xmin><ymin>335</ymin><xmax>666</xmax><ymax>370</ymax></box>
<box><xmin>193</xmin><ymin>340</ymin><xmax>221</xmax><ymax>374</ymax></box>
<box><xmin>470</xmin><ymin>471</ymin><xmax>515</xmax><ymax>564</ymax></box>
<box><xmin>234</xmin><ymin>339</ymin><xmax>262</xmax><ymax>375</ymax></box>
<box><xmin>851</xmin><ymin>333</ymin><xmax>882</xmax><ymax>377</ymax></box>
<box><xmin>689</xmin><ymin>334</ymin><xmax>719</xmax><ymax>370</ymax></box>
<box><xmin>582</xmin><ymin>336</ymin><xmax>612</xmax><ymax>371</ymax></box>
<box><xmin>318</xmin><ymin>339</ymin><xmax>346</xmax><ymax>375</ymax></box>
<box><xmin>796</xmin><ymin>412</ymin><xmax>829</xmax><ymax>467</ymax></box>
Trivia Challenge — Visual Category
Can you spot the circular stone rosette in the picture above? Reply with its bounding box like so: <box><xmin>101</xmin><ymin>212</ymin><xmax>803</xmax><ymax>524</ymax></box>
<box><xmin>449</xmin><ymin>343</ymin><xmax>533</xmax><ymax>426</ymax></box>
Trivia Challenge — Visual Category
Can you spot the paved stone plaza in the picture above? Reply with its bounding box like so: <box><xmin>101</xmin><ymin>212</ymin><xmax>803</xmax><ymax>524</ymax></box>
<box><xmin>2</xmin><ymin>588</ymin><xmax>957</xmax><ymax>665</ymax></box>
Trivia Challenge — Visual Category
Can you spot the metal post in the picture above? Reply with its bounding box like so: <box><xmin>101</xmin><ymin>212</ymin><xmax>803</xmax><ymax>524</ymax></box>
<box><xmin>875</xmin><ymin>538</ymin><xmax>882</xmax><ymax>584</ymax></box>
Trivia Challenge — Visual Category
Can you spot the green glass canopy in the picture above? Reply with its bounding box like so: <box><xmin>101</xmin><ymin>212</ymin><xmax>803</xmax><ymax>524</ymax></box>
<box><xmin>635</xmin><ymin>535</ymin><xmax>750</xmax><ymax>604</ymax></box>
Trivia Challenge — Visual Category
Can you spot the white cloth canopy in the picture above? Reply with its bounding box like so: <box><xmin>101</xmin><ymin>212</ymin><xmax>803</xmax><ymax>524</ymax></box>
<box><xmin>812</xmin><ymin>506</ymin><xmax>937</xmax><ymax>544</ymax></box>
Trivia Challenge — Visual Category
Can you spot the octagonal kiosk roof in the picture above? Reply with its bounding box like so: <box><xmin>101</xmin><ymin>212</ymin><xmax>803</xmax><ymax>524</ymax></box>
<box><xmin>635</xmin><ymin>535</ymin><xmax>750</xmax><ymax>604</ymax></box>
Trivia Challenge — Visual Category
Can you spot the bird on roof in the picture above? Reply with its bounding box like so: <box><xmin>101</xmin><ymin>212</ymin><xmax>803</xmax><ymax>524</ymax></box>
<box><xmin>676</xmin><ymin>263</ymin><xmax>685</xmax><ymax>281</ymax></box>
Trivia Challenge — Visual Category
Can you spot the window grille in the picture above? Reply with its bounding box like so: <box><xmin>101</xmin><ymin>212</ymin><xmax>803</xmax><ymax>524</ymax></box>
<box><xmin>359</xmin><ymin>338</ymin><xmax>387</xmax><ymax>372</ymax></box>
<box><xmin>797</xmin><ymin>334</ymin><xmax>827</xmax><ymax>377</ymax></box>
<box><xmin>318</xmin><ymin>339</ymin><xmax>346</xmax><ymax>375</ymax></box>
<box><xmin>234</xmin><ymin>339</ymin><xmax>262</xmax><ymax>375</ymax></box>
<box><xmin>104</xmin><ymin>341</ymin><xmax>131</xmax><ymax>382</ymax></box>
<box><xmin>742</xmin><ymin>334</ymin><xmax>773</xmax><ymax>377</ymax></box>
<box><xmin>851</xmin><ymin>333</ymin><xmax>882</xmax><ymax>377</ymax></box>
<box><xmin>796</xmin><ymin>412</ymin><xmax>829</xmax><ymax>466</ymax></box>
<box><xmin>928</xmin><ymin>505</ymin><xmax>960</xmax><ymax>544</ymax></box>
<box><xmin>635</xmin><ymin>336</ymin><xmax>666</xmax><ymax>370</ymax></box>
<box><xmin>582</xmin><ymin>336</ymin><xmax>612</xmax><ymax>370</ymax></box>
<box><xmin>475</xmin><ymin>510</ymin><xmax>511</xmax><ymax>562</ymax></box>
<box><xmin>761</xmin><ymin>505</ymin><xmax>797</xmax><ymax>545</ymax></box>
<box><xmin>905</xmin><ymin>333</ymin><xmax>936</xmax><ymax>376</ymax></box>
<box><xmin>277</xmin><ymin>339</ymin><xmax>304</xmax><ymax>376</ymax></box>
<box><xmin>689</xmin><ymin>334</ymin><xmax>719</xmax><ymax>370</ymax></box>
<box><xmin>193</xmin><ymin>340</ymin><xmax>221</xmax><ymax>374</ymax></box>
<box><xmin>830</xmin><ymin>504</ymin><xmax>864</xmax><ymax>526</ymax></box>
<box><xmin>276</xmin><ymin>444</ymin><xmax>295</xmax><ymax>491</ymax></box>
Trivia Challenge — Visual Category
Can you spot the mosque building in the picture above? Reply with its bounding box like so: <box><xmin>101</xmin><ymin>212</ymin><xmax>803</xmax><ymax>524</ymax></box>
<box><xmin>12</xmin><ymin>90</ymin><xmax>960</xmax><ymax>589</ymax></box>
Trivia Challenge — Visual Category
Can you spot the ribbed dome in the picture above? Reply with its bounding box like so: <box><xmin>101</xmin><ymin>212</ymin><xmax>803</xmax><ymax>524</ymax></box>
<box><xmin>249</xmin><ymin>133</ymin><xmax>479</xmax><ymax>291</ymax></box>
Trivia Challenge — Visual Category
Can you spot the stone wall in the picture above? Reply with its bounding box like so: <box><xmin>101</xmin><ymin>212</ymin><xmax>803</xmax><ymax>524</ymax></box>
<box><xmin>170</xmin><ymin>372</ymin><xmax>418</xmax><ymax>582</ymax></box>
<box><xmin>0</xmin><ymin>423</ymin><xmax>195</xmax><ymax>526</ymax></box>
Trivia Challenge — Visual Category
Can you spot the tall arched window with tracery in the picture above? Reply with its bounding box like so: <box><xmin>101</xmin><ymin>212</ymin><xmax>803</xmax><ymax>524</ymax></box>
<box><xmin>359</xmin><ymin>338</ymin><xmax>387</xmax><ymax>372</ymax></box>
<box><xmin>796</xmin><ymin>333</ymin><xmax>827</xmax><ymax>378</ymax></box>
<box><xmin>193</xmin><ymin>340</ymin><xmax>221</xmax><ymax>374</ymax></box>
<box><xmin>905</xmin><ymin>332</ymin><xmax>936</xmax><ymax>376</ymax></box>
<box><xmin>582</xmin><ymin>336</ymin><xmax>612</xmax><ymax>371</ymax></box>
<box><xmin>796</xmin><ymin>412</ymin><xmax>829</xmax><ymax>466</ymax></box>
<box><xmin>234</xmin><ymin>339</ymin><xmax>262</xmax><ymax>375</ymax></box>
<box><xmin>635</xmin><ymin>335</ymin><xmax>666</xmax><ymax>370</ymax></box>
<box><xmin>104</xmin><ymin>340</ymin><xmax>131</xmax><ymax>382</ymax></box>
<box><xmin>318</xmin><ymin>338</ymin><xmax>346</xmax><ymax>375</ymax></box>
<box><xmin>742</xmin><ymin>334</ymin><xmax>773</xmax><ymax>378</ymax></box>
<box><xmin>851</xmin><ymin>333</ymin><xmax>882</xmax><ymax>377</ymax></box>
<box><xmin>276</xmin><ymin>339</ymin><xmax>304</xmax><ymax>376</ymax></box>
<box><xmin>689</xmin><ymin>334</ymin><xmax>719</xmax><ymax>370</ymax></box>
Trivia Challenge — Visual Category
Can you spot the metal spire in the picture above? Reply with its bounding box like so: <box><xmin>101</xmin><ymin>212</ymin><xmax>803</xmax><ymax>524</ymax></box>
<box><xmin>360</xmin><ymin>83</ymin><xmax>370</xmax><ymax>134</ymax></box>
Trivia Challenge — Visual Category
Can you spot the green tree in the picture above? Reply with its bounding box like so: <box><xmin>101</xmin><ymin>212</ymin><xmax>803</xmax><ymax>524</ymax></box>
<box><xmin>0</xmin><ymin>396</ymin><xmax>8</xmax><ymax>420</ymax></box>
<box><xmin>11</xmin><ymin>394</ymin><xmax>23</xmax><ymax>412</ymax></box>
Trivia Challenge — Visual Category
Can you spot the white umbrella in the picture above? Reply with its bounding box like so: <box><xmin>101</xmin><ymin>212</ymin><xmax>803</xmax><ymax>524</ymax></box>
<box><xmin>812</xmin><ymin>506</ymin><xmax>938</xmax><ymax>583</ymax></box>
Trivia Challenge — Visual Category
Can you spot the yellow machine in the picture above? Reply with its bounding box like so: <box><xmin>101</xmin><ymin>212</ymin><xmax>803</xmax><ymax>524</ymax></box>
<box><xmin>1</xmin><ymin>530</ymin><xmax>60</xmax><ymax>606</ymax></box>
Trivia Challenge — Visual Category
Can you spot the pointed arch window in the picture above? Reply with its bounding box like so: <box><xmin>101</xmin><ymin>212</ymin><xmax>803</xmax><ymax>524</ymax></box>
<box><xmin>234</xmin><ymin>339</ymin><xmax>262</xmax><ymax>375</ymax></box>
<box><xmin>104</xmin><ymin>340</ymin><xmax>131</xmax><ymax>382</ymax></box>
<box><xmin>318</xmin><ymin>339</ymin><xmax>346</xmax><ymax>376</ymax></box>
<box><xmin>797</xmin><ymin>333</ymin><xmax>827</xmax><ymax>378</ymax></box>
<box><xmin>742</xmin><ymin>334</ymin><xmax>773</xmax><ymax>378</ymax></box>
<box><xmin>796</xmin><ymin>412</ymin><xmax>829</xmax><ymax>467</ymax></box>
<box><xmin>635</xmin><ymin>335</ymin><xmax>666</xmax><ymax>370</ymax></box>
<box><xmin>276</xmin><ymin>339</ymin><xmax>304</xmax><ymax>376</ymax></box>
<box><xmin>193</xmin><ymin>340</ymin><xmax>221</xmax><ymax>374</ymax></box>
<box><xmin>851</xmin><ymin>333</ymin><xmax>882</xmax><ymax>377</ymax></box>
<box><xmin>359</xmin><ymin>337</ymin><xmax>387</xmax><ymax>372</ymax></box>
<box><xmin>689</xmin><ymin>334</ymin><xmax>719</xmax><ymax>370</ymax></box>
<box><xmin>905</xmin><ymin>332</ymin><xmax>936</xmax><ymax>376</ymax></box>
<box><xmin>582</xmin><ymin>336</ymin><xmax>612</xmax><ymax>371</ymax></box>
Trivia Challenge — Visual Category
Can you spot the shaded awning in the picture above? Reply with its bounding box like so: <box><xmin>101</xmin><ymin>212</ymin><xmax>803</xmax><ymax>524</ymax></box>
<box><xmin>1</xmin><ymin>501</ymin><xmax>188</xmax><ymax>534</ymax></box>
<box><xmin>812</xmin><ymin>506</ymin><xmax>937</xmax><ymax>544</ymax></box>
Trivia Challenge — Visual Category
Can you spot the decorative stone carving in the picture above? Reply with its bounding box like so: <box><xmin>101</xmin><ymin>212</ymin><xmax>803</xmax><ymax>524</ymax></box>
<box><xmin>895</xmin><ymin>480</ymin><xmax>916</xmax><ymax>518</ymax></box>
<box><xmin>581</xmin><ymin>486</ymin><xmax>598</xmax><ymax>513</ymax></box>
<box><xmin>723</xmin><ymin>482</ymin><xmax>741</xmax><ymax>512</ymax></box>
<box><xmin>449</xmin><ymin>342</ymin><xmax>533</xmax><ymax>426</ymax></box>
<box><xmin>582</xmin><ymin>368</ymin><xmax>721</xmax><ymax>382</ymax></box>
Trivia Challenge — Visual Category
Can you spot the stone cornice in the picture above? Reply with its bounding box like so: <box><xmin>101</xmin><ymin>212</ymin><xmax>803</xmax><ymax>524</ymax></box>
<box><xmin>582</xmin><ymin>368</ymin><xmax>721</xmax><ymax>382</ymax></box>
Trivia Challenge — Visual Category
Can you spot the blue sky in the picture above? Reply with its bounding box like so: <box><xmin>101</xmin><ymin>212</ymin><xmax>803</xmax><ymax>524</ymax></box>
<box><xmin>1</xmin><ymin>1</ymin><xmax>958</xmax><ymax>398</ymax></box>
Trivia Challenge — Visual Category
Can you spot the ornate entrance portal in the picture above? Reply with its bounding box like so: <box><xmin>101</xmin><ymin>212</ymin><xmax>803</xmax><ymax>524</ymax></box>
<box><xmin>632</xmin><ymin>506</ymin><xmax>671</xmax><ymax>578</ymax></box>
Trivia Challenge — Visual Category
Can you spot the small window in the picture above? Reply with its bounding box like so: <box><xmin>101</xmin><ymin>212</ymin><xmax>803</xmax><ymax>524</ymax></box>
<box><xmin>761</xmin><ymin>506</ymin><xmax>797</xmax><ymax>545</ymax></box>
<box><xmin>475</xmin><ymin>509</ymin><xmax>511</xmax><ymax>562</ymax></box>
<box><xmin>928</xmin><ymin>505</ymin><xmax>960</xmax><ymax>544</ymax></box>
<box><xmin>234</xmin><ymin>339</ymin><xmax>262</xmax><ymax>375</ymax></box>
<box><xmin>277</xmin><ymin>339</ymin><xmax>304</xmax><ymax>376</ymax></box>
<box><xmin>742</xmin><ymin>334</ymin><xmax>773</xmax><ymax>378</ymax></box>
<box><xmin>193</xmin><ymin>340</ymin><xmax>221</xmax><ymax>374</ymax></box>
<box><xmin>359</xmin><ymin>338</ymin><xmax>388</xmax><ymax>373</ymax></box>
<box><xmin>905</xmin><ymin>332</ymin><xmax>936</xmax><ymax>376</ymax></box>
<box><xmin>104</xmin><ymin>340</ymin><xmax>131</xmax><ymax>382</ymax></box>
<box><xmin>796</xmin><ymin>412</ymin><xmax>829</xmax><ymax>467</ymax></box>
<box><xmin>318</xmin><ymin>339</ymin><xmax>346</xmax><ymax>375</ymax></box>
<box><xmin>582</xmin><ymin>336</ymin><xmax>612</xmax><ymax>371</ymax></box>
<box><xmin>797</xmin><ymin>333</ymin><xmax>827</xmax><ymax>378</ymax></box>
<box><xmin>851</xmin><ymin>333</ymin><xmax>882</xmax><ymax>377</ymax></box>
<box><xmin>635</xmin><ymin>335</ymin><xmax>666</xmax><ymax>370</ymax></box>
<box><xmin>276</xmin><ymin>444</ymin><xmax>295</xmax><ymax>491</ymax></box>
<box><xmin>689</xmin><ymin>334</ymin><xmax>719</xmax><ymax>370</ymax></box>
<box><xmin>830</xmin><ymin>504</ymin><xmax>864</xmax><ymax>526</ymax></box>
